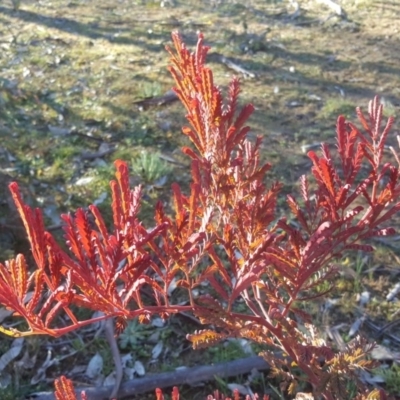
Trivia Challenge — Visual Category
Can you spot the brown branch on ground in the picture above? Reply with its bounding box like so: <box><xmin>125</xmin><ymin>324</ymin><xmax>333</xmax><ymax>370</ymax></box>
<box><xmin>30</xmin><ymin>355</ymin><xmax>271</xmax><ymax>400</ymax></box>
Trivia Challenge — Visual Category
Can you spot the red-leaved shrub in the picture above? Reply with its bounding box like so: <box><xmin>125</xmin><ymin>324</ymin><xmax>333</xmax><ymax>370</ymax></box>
<box><xmin>1</xmin><ymin>31</ymin><xmax>398</xmax><ymax>400</ymax></box>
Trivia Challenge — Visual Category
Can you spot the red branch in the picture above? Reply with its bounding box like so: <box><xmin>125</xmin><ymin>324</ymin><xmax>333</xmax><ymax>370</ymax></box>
<box><xmin>0</xmin><ymin>31</ymin><xmax>398</xmax><ymax>400</ymax></box>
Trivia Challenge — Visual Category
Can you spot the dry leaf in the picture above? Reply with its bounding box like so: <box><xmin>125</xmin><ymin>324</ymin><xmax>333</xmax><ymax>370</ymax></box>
<box><xmin>0</xmin><ymin>338</ymin><xmax>24</xmax><ymax>373</ymax></box>
<box><xmin>134</xmin><ymin>360</ymin><xmax>145</xmax><ymax>376</ymax></box>
<box><xmin>85</xmin><ymin>353</ymin><xmax>103</xmax><ymax>379</ymax></box>
<box><xmin>152</xmin><ymin>341</ymin><xmax>163</xmax><ymax>360</ymax></box>
<box><xmin>349</xmin><ymin>316</ymin><xmax>365</xmax><ymax>337</ymax></box>
<box><xmin>387</xmin><ymin>282</ymin><xmax>400</xmax><ymax>301</ymax></box>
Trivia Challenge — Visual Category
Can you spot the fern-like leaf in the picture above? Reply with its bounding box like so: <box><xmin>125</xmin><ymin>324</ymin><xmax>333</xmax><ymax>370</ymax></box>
<box><xmin>54</xmin><ymin>376</ymin><xmax>87</xmax><ymax>400</ymax></box>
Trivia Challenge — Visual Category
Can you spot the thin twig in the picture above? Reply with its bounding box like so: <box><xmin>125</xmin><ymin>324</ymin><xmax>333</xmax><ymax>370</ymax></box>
<box><xmin>376</xmin><ymin>319</ymin><xmax>400</xmax><ymax>339</ymax></box>
<box><xmin>104</xmin><ymin>318</ymin><xmax>122</xmax><ymax>400</ymax></box>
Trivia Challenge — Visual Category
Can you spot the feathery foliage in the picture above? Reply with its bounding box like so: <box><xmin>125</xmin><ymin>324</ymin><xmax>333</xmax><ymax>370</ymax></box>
<box><xmin>0</xmin><ymin>31</ymin><xmax>399</xmax><ymax>399</ymax></box>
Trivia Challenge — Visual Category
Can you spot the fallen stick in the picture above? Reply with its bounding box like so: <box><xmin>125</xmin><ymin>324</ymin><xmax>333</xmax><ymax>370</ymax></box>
<box><xmin>316</xmin><ymin>0</ymin><xmax>343</xmax><ymax>16</ymax></box>
<box><xmin>30</xmin><ymin>355</ymin><xmax>271</xmax><ymax>400</ymax></box>
<box><xmin>219</xmin><ymin>56</ymin><xmax>257</xmax><ymax>79</ymax></box>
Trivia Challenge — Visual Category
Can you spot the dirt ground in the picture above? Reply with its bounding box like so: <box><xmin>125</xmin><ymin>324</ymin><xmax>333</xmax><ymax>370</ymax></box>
<box><xmin>0</xmin><ymin>0</ymin><xmax>400</xmax><ymax>399</ymax></box>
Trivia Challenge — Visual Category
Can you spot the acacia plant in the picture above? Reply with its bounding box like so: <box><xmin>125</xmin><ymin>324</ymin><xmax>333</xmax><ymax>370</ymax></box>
<box><xmin>0</xmin><ymin>32</ymin><xmax>398</xmax><ymax>399</ymax></box>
